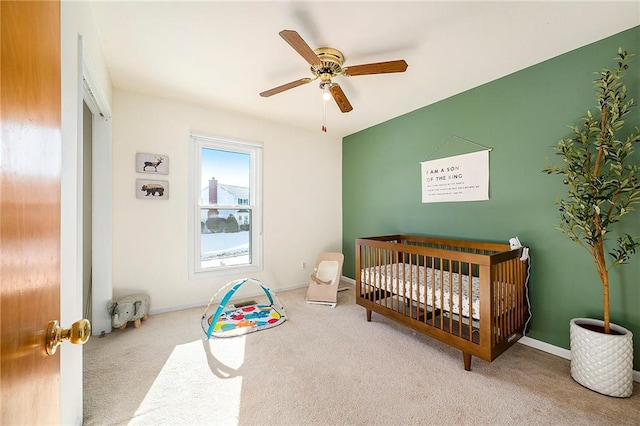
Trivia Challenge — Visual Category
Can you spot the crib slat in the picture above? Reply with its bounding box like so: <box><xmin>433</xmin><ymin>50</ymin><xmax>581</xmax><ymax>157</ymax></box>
<box><xmin>429</xmin><ymin>255</ymin><xmax>435</xmax><ymax>326</ymax></box>
<box><xmin>370</xmin><ymin>247</ymin><xmax>375</xmax><ymax>302</ymax></box>
<box><xmin>501</xmin><ymin>263</ymin><xmax>505</xmax><ymax>343</ymax></box>
<box><xmin>493</xmin><ymin>264</ymin><xmax>498</xmax><ymax>343</ymax></box>
<box><xmin>408</xmin><ymin>253</ymin><xmax>414</xmax><ymax>319</ymax></box>
<box><xmin>426</xmin><ymin>258</ymin><xmax>430</xmax><ymax>324</ymax></box>
<box><xmin>378</xmin><ymin>248</ymin><xmax>383</xmax><ymax>307</ymax></box>
<box><xmin>509</xmin><ymin>262</ymin><xmax>514</xmax><ymax>332</ymax></box>
<box><xmin>375</xmin><ymin>248</ymin><xmax>380</xmax><ymax>304</ymax></box>
<box><xmin>515</xmin><ymin>260</ymin><xmax>522</xmax><ymax>327</ymax></box>
<box><xmin>364</xmin><ymin>246</ymin><xmax>369</xmax><ymax>301</ymax></box>
<box><xmin>514</xmin><ymin>260</ymin><xmax>520</xmax><ymax>330</ymax></box>
<box><xmin>360</xmin><ymin>246</ymin><xmax>365</xmax><ymax>299</ymax></box>
<box><xmin>362</xmin><ymin>246</ymin><xmax>367</xmax><ymax>300</ymax></box>
<box><xmin>383</xmin><ymin>249</ymin><xmax>388</xmax><ymax>306</ymax></box>
<box><xmin>391</xmin><ymin>249</ymin><xmax>396</xmax><ymax>312</ymax></box>
<box><xmin>500</xmin><ymin>263</ymin><xmax>505</xmax><ymax>343</ymax></box>
<box><xmin>520</xmin><ymin>259</ymin><xmax>526</xmax><ymax>326</ymax></box>
<box><xmin>364</xmin><ymin>246</ymin><xmax>373</xmax><ymax>300</ymax></box>
<box><xmin>501</xmin><ymin>262</ymin><xmax>507</xmax><ymax>336</ymax></box>
<box><xmin>370</xmin><ymin>246</ymin><xmax>374</xmax><ymax>302</ymax></box>
<box><xmin>366</xmin><ymin>246</ymin><xmax>371</xmax><ymax>302</ymax></box>
<box><xmin>394</xmin><ymin>250</ymin><xmax>400</xmax><ymax>314</ymax></box>
<box><xmin>496</xmin><ymin>263</ymin><xmax>502</xmax><ymax>343</ymax></box>
<box><xmin>399</xmin><ymin>252</ymin><xmax>404</xmax><ymax>315</ymax></box>
<box><xmin>379</xmin><ymin>249</ymin><xmax>384</xmax><ymax>308</ymax></box>
<box><xmin>427</xmin><ymin>256</ymin><xmax>432</xmax><ymax>326</ymax></box>
<box><xmin>469</xmin><ymin>263</ymin><xmax>474</xmax><ymax>341</ymax></box>
<box><xmin>439</xmin><ymin>258</ymin><xmax>444</xmax><ymax>331</ymax></box>
<box><xmin>386</xmin><ymin>250</ymin><xmax>397</xmax><ymax>311</ymax></box>
<box><xmin>502</xmin><ymin>262</ymin><xmax>507</xmax><ymax>335</ymax></box>
<box><xmin>416</xmin><ymin>255</ymin><xmax>429</xmax><ymax>323</ymax></box>
<box><xmin>391</xmin><ymin>250</ymin><xmax>396</xmax><ymax>312</ymax></box>
<box><xmin>455</xmin><ymin>262</ymin><xmax>460</xmax><ymax>337</ymax></box>
<box><xmin>397</xmin><ymin>252</ymin><xmax>402</xmax><ymax>315</ymax></box>
<box><xmin>448</xmin><ymin>261</ymin><xmax>453</xmax><ymax>334</ymax></box>
<box><xmin>458</xmin><ymin>262</ymin><xmax>463</xmax><ymax>338</ymax></box>
<box><xmin>508</xmin><ymin>261</ymin><xmax>515</xmax><ymax>334</ymax></box>
<box><xmin>519</xmin><ymin>259</ymin><xmax>525</xmax><ymax>327</ymax></box>
<box><xmin>367</xmin><ymin>246</ymin><xmax>372</xmax><ymax>301</ymax></box>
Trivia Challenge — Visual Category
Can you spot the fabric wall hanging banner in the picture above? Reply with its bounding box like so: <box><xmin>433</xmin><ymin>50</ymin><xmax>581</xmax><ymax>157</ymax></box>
<box><xmin>420</xmin><ymin>149</ymin><xmax>490</xmax><ymax>203</ymax></box>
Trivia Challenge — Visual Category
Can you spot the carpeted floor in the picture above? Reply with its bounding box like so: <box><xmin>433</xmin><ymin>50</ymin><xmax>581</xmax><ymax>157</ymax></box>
<box><xmin>83</xmin><ymin>285</ymin><xmax>640</xmax><ymax>425</ymax></box>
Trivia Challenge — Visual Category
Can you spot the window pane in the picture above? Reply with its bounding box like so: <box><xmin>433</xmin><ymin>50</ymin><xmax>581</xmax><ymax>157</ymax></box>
<box><xmin>201</xmin><ymin>209</ymin><xmax>251</xmax><ymax>268</ymax></box>
<box><xmin>199</xmin><ymin>147</ymin><xmax>252</xmax><ymax>269</ymax></box>
<box><xmin>191</xmin><ymin>135</ymin><xmax>261</xmax><ymax>276</ymax></box>
<box><xmin>200</xmin><ymin>147</ymin><xmax>250</xmax><ymax>205</ymax></box>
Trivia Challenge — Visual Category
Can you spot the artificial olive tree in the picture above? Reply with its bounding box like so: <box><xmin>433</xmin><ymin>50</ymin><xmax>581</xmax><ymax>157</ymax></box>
<box><xmin>543</xmin><ymin>48</ymin><xmax>640</xmax><ymax>333</ymax></box>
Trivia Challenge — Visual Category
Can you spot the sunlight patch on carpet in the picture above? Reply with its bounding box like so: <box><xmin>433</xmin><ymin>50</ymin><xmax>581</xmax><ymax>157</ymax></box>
<box><xmin>130</xmin><ymin>337</ymin><xmax>246</xmax><ymax>425</ymax></box>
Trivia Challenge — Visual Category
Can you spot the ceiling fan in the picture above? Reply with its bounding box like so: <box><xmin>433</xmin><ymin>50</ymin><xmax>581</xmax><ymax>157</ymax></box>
<box><xmin>260</xmin><ymin>30</ymin><xmax>408</xmax><ymax>127</ymax></box>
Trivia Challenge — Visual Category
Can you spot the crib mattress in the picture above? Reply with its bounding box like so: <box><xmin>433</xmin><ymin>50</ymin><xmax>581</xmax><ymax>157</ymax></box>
<box><xmin>361</xmin><ymin>263</ymin><xmax>480</xmax><ymax>320</ymax></box>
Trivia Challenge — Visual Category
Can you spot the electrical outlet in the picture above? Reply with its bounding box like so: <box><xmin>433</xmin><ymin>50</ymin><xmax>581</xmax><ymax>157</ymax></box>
<box><xmin>301</xmin><ymin>262</ymin><xmax>307</xmax><ymax>269</ymax></box>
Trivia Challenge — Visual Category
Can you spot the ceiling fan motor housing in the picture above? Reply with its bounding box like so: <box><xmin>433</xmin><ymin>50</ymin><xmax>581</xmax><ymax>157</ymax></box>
<box><xmin>311</xmin><ymin>47</ymin><xmax>345</xmax><ymax>82</ymax></box>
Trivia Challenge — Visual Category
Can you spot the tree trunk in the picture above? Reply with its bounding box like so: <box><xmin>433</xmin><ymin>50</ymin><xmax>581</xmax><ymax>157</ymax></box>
<box><xmin>593</xmin><ymin>240</ymin><xmax>610</xmax><ymax>333</ymax></box>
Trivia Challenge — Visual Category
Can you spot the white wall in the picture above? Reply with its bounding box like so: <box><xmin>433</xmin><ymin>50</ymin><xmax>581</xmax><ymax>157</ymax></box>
<box><xmin>112</xmin><ymin>90</ymin><xmax>343</xmax><ymax>312</ymax></box>
<box><xmin>61</xmin><ymin>2</ymin><xmax>112</xmax><ymax>425</ymax></box>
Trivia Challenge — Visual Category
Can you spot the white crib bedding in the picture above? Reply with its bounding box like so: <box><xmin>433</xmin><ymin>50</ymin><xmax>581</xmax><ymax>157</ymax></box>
<box><xmin>361</xmin><ymin>263</ymin><xmax>480</xmax><ymax>320</ymax></box>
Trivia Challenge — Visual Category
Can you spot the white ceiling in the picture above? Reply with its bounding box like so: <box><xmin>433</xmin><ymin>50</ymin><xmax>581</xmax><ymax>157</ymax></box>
<box><xmin>89</xmin><ymin>1</ymin><xmax>639</xmax><ymax>138</ymax></box>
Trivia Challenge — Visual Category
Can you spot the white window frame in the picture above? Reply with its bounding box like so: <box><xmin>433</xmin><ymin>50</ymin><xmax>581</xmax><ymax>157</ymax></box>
<box><xmin>188</xmin><ymin>133</ymin><xmax>262</xmax><ymax>278</ymax></box>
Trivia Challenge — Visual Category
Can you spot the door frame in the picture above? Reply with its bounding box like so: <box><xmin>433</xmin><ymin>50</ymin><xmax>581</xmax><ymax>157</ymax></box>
<box><xmin>59</xmin><ymin>34</ymin><xmax>113</xmax><ymax>425</ymax></box>
<box><xmin>80</xmin><ymin>36</ymin><xmax>113</xmax><ymax>337</ymax></box>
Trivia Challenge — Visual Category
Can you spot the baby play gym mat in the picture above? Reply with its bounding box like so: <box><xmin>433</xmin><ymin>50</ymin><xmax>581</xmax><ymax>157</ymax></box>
<box><xmin>201</xmin><ymin>278</ymin><xmax>288</xmax><ymax>338</ymax></box>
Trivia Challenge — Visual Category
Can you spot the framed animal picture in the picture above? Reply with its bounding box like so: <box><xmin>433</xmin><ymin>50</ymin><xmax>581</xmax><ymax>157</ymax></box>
<box><xmin>136</xmin><ymin>179</ymin><xmax>169</xmax><ymax>200</ymax></box>
<box><xmin>136</xmin><ymin>152</ymin><xmax>169</xmax><ymax>175</ymax></box>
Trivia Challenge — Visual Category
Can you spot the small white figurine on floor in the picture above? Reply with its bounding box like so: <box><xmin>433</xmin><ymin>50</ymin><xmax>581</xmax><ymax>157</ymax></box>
<box><xmin>108</xmin><ymin>293</ymin><xmax>150</xmax><ymax>330</ymax></box>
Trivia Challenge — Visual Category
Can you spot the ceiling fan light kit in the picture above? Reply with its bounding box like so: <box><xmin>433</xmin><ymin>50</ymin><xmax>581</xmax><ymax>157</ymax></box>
<box><xmin>260</xmin><ymin>30</ymin><xmax>408</xmax><ymax>132</ymax></box>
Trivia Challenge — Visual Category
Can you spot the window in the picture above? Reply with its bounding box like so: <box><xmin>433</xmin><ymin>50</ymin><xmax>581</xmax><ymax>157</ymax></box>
<box><xmin>189</xmin><ymin>134</ymin><xmax>262</xmax><ymax>275</ymax></box>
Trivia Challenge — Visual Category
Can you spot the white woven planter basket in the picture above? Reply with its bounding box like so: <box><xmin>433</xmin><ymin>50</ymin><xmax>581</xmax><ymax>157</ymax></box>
<box><xmin>570</xmin><ymin>318</ymin><xmax>633</xmax><ymax>397</ymax></box>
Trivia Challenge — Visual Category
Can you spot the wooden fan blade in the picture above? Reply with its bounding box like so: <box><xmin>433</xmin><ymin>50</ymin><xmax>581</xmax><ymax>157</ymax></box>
<box><xmin>329</xmin><ymin>83</ymin><xmax>353</xmax><ymax>113</ymax></box>
<box><xmin>279</xmin><ymin>30</ymin><xmax>322</xmax><ymax>67</ymax></box>
<box><xmin>260</xmin><ymin>78</ymin><xmax>312</xmax><ymax>97</ymax></box>
<box><xmin>343</xmin><ymin>60</ymin><xmax>408</xmax><ymax>76</ymax></box>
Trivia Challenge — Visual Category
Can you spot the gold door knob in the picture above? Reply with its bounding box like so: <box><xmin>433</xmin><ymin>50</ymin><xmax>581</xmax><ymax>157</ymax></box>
<box><xmin>45</xmin><ymin>319</ymin><xmax>91</xmax><ymax>356</ymax></box>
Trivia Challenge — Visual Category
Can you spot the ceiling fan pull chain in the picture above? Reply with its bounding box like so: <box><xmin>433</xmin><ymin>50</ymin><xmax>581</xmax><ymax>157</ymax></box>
<box><xmin>322</xmin><ymin>95</ymin><xmax>327</xmax><ymax>133</ymax></box>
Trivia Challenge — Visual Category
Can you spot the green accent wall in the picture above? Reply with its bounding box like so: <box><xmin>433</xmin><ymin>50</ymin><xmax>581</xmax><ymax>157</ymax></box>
<box><xmin>343</xmin><ymin>26</ymin><xmax>640</xmax><ymax>369</ymax></box>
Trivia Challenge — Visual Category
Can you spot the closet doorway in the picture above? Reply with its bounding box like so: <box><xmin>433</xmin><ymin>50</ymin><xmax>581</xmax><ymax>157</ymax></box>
<box><xmin>82</xmin><ymin>101</ymin><xmax>93</xmax><ymax>321</ymax></box>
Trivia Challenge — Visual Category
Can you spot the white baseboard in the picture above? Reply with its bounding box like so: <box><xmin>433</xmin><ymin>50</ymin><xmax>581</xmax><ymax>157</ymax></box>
<box><xmin>341</xmin><ymin>276</ymin><xmax>355</xmax><ymax>285</ymax></box>
<box><xmin>148</xmin><ymin>281</ymin><xmax>310</xmax><ymax>316</ymax></box>
<box><xmin>518</xmin><ymin>336</ymin><xmax>571</xmax><ymax>359</ymax></box>
<box><xmin>149</xmin><ymin>300</ymin><xmax>210</xmax><ymax>316</ymax></box>
<box><xmin>149</xmin><ymin>276</ymin><xmax>639</xmax><ymax>383</ymax></box>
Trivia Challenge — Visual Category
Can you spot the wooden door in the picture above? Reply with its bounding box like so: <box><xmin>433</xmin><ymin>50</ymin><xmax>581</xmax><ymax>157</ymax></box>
<box><xmin>1</xmin><ymin>1</ymin><xmax>62</xmax><ymax>424</ymax></box>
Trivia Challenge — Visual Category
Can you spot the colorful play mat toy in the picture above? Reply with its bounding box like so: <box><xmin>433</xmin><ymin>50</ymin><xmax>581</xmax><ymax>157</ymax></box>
<box><xmin>201</xmin><ymin>278</ymin><xmax>288</xmax><ymax>338</ymax></box>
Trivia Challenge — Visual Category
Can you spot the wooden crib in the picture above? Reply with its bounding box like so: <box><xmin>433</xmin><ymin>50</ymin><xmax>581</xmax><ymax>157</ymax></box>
<box><xmin>356</xmin><ymin>235</ymin><xmax>529</xmax><ymax>371</ymax></box>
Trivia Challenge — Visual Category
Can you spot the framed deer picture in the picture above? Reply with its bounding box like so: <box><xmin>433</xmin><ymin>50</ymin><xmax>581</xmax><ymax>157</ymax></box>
<box><xmin>136</xmin><ymin>152</ymin><xmax>169</xmax><ymax>175</ymax></box>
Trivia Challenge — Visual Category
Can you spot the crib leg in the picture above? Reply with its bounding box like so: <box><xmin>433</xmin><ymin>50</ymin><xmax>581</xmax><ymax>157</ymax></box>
<box><xmin>366</xmin><ymin>309</ymin><xmax>372</xmax><ymax>322</ymax></box>
<box><xmin>463</xmin><ymin>352</ymin><xmax>472</xmax><ymax>371</ymax></box>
